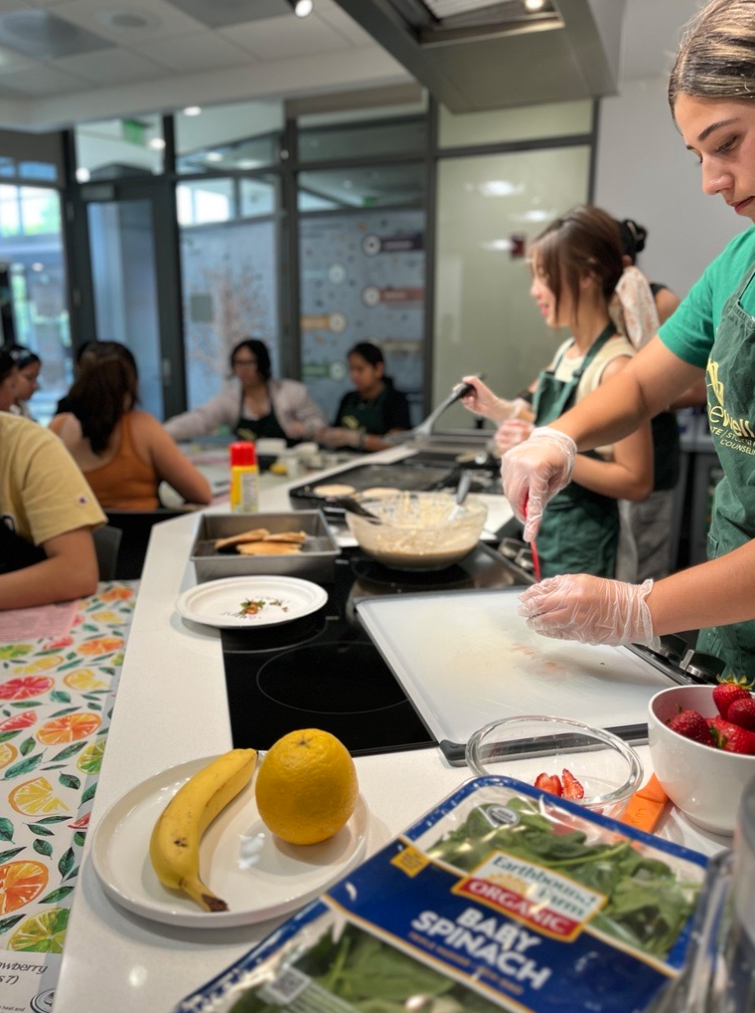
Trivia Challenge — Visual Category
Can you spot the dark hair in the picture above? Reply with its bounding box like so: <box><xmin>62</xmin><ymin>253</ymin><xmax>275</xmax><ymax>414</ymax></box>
<box><xmin>669</xmin><ymin>0</ymin><xmax>755</xmax><ymax>111</ymax></box>
<box><xmin>230</xmin><ymin>338</ymin><xmax>271</xmax><ymax>382</ymax></box>
<box><xmin>530</xmin><ymin>206</ymin><xmax>624</xmax><ymax>322</ymax></box>
<box><xmin>615</xmin><ymin>219</ymin><xmax>648</xmax><ymax>264</ymax></box>
<box><xmin>65</xmin><ymin>341</ymin><xmax>139</xmax><ymax>453</ymax></box>
<box><xmin>0</xmin><ymin>350</ymin><xmax>16</xmax><ymax>384</ymax></box>
<box><xmin>6</xmin><ymin>344</ymin><xmax>41</xmax><ymax>371</ymax></box>
<box><xmin>348</xmin><ymin>341</ymin><xmax>384</xmax><ymax>367</ymax></box>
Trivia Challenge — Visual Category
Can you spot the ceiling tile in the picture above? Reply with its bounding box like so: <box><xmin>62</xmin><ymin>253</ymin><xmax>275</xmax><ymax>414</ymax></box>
<box><xmin>133</xmin><ymin>28</ymin><xmax>254</xmax><ymax>72</ymax></box>
<box><xmin>53</xmin><ymin>0</ymin><xmax>204</xmax><ymax>44</ymax></box>
<box><xmin>52</xmin><ymin>45</ymin><xmax>168</xmax><ymax>84</ymax></box>
<box><xmin>0</xmin><ymin>7</ymin><xmax>112</xmax><ymax>57</ymax></box>
<box><xmin>219</xmin><ymin>13</ymin><xmax>353</xmax><ymax>61</ymax></box>
<box><xmin>0</xmin><ymin>60</ymin><xmax>87</xmax><ymax>94</ymax></box>
<box><xmin>162</xmin><ymin>0</ymin><xmax>289</xmax><ymax>29</ymax></box>
<box><xmin>314</xmin><ymin>6</ymin><xmax>376</xmax><ymax>47</ymax></box>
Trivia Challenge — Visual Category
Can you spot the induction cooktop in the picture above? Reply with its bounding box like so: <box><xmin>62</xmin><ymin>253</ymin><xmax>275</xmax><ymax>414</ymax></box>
<box><xmin>220</xmin><ymin>543</ymin><xmax>528</xmax><ymax>756</ymax></box>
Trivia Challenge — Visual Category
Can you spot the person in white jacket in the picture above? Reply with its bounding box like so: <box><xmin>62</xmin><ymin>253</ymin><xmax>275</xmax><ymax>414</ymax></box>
<box><xmin>164</xmin><ymin>338</ymin><xmax>326</xmax><ymax>444</ymax></box>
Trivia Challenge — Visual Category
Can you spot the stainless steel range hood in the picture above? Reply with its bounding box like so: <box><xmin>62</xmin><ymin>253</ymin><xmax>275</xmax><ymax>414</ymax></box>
<box><xmin>332</xmin><ymin>0</ymin><xmax>626</xmax><ymax>112</ymax></box>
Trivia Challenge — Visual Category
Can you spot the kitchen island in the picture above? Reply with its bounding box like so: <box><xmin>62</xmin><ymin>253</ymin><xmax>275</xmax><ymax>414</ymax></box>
<box><xmin>53</xmin><ymin>448</ymin><xmax>731</xmax><ymax>1013</ymax></box>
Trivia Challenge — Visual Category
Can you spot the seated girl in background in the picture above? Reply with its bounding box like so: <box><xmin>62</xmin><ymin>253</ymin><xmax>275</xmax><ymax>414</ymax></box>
<box><xmin>0</xmin><ymin>351</ymin><xmax>17</xmax><ymax>412</ymax></box>
<box><xmin>317</xmin><ymin>342</ymin><xmax>411</xmax><ymax>452</ymax></box>
<box><xmin>49</xmin><ymin>341</ymin><xmax>211</xmax><ymax>511</ymax></box>
<box><xmin>1</xmin><ymin>377</ymin><xmax>104</xmax><ymax>608</ymax></box>
<box><xmin>461</xmin><ymin>205</ymin><xmax>653</xmax><ymax>581</ymax></box>
<box><xmin>164</xmin><ymin>338</ymin><xmax>326</xmax><ymax>444</ymax></box>
<box><xmin>7</xmin><ymin>345</ymin><xmax>41</xmax><ymax>420</ymax></box>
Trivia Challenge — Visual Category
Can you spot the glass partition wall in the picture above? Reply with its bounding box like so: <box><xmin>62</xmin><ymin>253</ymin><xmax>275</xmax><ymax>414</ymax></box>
<box><xmin>0</xmin><ymin>94</ymin><xmax>597</xmax><ymax>427</ymax></box>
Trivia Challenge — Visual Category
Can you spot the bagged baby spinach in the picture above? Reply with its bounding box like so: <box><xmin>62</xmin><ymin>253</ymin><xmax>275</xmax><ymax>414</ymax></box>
<box><xmin>175</xmin><ymin>776</ymin><xmax>710</xmax><ymax>1013</ymax></box>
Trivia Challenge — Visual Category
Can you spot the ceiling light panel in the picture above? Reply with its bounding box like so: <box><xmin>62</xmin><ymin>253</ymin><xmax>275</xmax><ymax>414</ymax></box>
<box><xmin>0</xmin><ymin>9</ymin><xmax>113</xmax><ymax>59</ymax></box>
<box><xmin>162</xmin><ymin>0</ymin><xmax>292</xmax><ymax>28</ymax></box>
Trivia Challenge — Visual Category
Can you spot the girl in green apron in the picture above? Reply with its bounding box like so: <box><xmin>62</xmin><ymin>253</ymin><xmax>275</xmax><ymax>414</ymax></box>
<box><xmin>318</xmin><ymin>341</ymin><xmax>411</xmax><ymax>453</ymax></box>
<box><xmin>502</xmin><ymin>0</ymin><xmax>755</xmax><ymax>680</ymax></box>
<box><xmin>462</xmin><ymin>206</ymin><xmax>653</xmax><ymax>579</ymax></box>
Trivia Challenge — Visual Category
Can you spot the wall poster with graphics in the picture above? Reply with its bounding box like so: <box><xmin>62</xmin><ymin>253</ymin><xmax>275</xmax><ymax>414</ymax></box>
<box><xmin>180</xmin><ymin>220</ymin><xmax>278</xmax><ymax>411</ymax></box>
<box><xmin>299</xmin><ymin>210</ymin><xmax>425</xmax><ymax>424</ymax></box>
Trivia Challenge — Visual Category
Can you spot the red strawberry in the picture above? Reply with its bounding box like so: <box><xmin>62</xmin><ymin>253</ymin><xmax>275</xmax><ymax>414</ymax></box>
<box><xmin>668</xmin><ymin>709</ymin><xmax>715</xmax><ymax>746</ymax></box>
<box><xmin>712</xmin><ymin>683</ymin><xmax>751</xmax><ymax>720</ymax></box>
<box><xmin>534</xmin><ymin>773</ymin><xmax>562</xmax><ymax>796</ymax></box>
<box><xmin>707</xmin><ymin>716</ymin><xmax>755</xmax><ymax>755</ymax></box>
<box><xmin>561</xmin><ymin>768</ymin><xmax>585</xmax><ymax>800</ymax></box>
<box><xmin>726</xmin><ymin>697</ymin><xmax>755</xmax><ymax>732</ymax></box>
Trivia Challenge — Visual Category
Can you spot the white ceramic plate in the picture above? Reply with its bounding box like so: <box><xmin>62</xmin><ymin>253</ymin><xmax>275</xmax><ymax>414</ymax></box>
<box><xmin>175</xmin><ymin>575</ymin><xmax>328</xmax><ymax>629</ymax></box>
<box><xmin>91</xmin><ymin>756</ymin><xmax>369</xmax><ymax>929</ymax></box>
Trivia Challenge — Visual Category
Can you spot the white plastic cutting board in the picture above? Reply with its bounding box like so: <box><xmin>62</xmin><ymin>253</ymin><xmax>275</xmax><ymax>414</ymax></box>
<box><xmin>356</xmin><ymin>589</ymin><xmax>671</xmax><ymax>745</ymax></box>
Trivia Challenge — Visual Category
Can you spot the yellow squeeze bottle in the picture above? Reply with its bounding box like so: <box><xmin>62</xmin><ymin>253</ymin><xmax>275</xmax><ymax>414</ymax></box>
<box><xmin>229</xmin><ymin>441</ymin><xmax>259</xmax><ymax>513</ymax></box>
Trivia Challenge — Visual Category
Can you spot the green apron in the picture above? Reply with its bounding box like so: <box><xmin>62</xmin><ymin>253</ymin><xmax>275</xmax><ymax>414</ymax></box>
<box><xmin>338</xmin><ymin>388</ymin><xmax>388</xmax><ymax>435</ymax></box>
<box><xmin>532</xmin><ymin>324</ymin><xmax>619</xmax><ymax>580</ymax></box>
<box><xmin>235</xmin><ymin>389</ymin><xmax>288</xmax><ymax>443</ymax></box>
<box><xmin>697</xmin><ymin>258</ymin><xmax>755</xmax><ymax>679</ymax></box>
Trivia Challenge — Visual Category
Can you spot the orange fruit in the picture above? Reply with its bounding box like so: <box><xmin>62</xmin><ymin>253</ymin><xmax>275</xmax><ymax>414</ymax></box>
<box><xmin>0</xmin><ymin>861</ymin><xmax>48</xmax><ymax>914</ymax></box>
<box><xmin>0</xmin><ymin>743</ymin><xmax>18</xmax><ymax>769</ymax></box>
<box><xmin>36</xmin><ymin>713</ymin><xmax>101</xmax><ymax>745</ymax></box>
<box><xmin>9</xmin><ymin>777</ymin><xmax>69</xmax><ymax>816</ymax></box>
<box><xmin>78</xmin><ymin>637</ymin><xmax>124</xmax><ymax>657</ymax></box>
<box><xmin>0</xmin><ymin>676</ymin><xmax>54</xmax><ymax>700</ymax></box>
<box><xmin>255</xmin><ymin>729</ymin><xmax>358</xmax><ymax>845</ymax></box>
<box><xmin>99</xmin><ymin>587</ymin><xmax>134</xmax><ymax>602</ymax></box>
<box><xmin>8</xmin><ymin>908</ymin><xmax>68</xmax><ymax>952</ymax></box>
<box><xmin>62</xmin><ymin>668</ymin><xmax>108</xmax><ymax>692</ymax></box>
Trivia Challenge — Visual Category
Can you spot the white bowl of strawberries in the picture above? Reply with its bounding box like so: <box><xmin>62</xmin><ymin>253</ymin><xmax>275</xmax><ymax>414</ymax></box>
<box><xmin>648</xmin><ymin>683</ymin><xmax>755</xmax><ymax>836</ymax></box>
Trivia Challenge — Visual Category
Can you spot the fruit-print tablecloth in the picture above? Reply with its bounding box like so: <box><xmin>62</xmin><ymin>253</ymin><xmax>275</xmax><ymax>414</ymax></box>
<box><xmin>0</xmin><ymin>581</ymin><xmax>137</xmax><ymax>1010</ymax></box>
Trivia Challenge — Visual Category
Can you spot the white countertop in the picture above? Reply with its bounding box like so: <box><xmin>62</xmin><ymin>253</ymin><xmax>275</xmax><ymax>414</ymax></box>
<box><xmin>52</xmin><ymin>448</ymin><xmax>731</xmax><ymax>1013</ymax></box>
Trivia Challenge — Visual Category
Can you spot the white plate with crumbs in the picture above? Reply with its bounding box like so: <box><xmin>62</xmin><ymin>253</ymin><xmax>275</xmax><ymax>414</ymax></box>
<box><xmin>176</xmin><ymin>576</ymin><xmax>328</xmax><ymax>629</ymax></box>
<box><xmin>91</xmin><ymin>757</ymin><xmax>369</xmax><ymax>928</ymax></box>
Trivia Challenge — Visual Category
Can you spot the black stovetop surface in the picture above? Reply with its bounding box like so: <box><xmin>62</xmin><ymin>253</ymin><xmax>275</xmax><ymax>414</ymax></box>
<box><xmin>220</xmin><ymin>543</ymin><xmax>528</xmax><ymax>756</ymax></box>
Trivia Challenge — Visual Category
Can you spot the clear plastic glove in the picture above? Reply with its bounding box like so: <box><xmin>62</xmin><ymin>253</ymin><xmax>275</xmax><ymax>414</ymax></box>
<box><xmin>496</xmin><ymin>418</ymin><xmax>534</xmax><ymax>455</ymax></box>
<box><xmin>459</xmin><ymin>376</ymin><xmax>529</xmax><ymax>426</ymax></box>
<box><xmin>518</xmin><ymin>573</ymin><xmax>655</xmax><ymax>646</ymax></box>
<box><xmin>317</xmin><ymin>426</ymin><xmax>362</xmax><ymax>449</ymax></box>
<box><xmin>500</xmin><ymin>426</ymin><xmax>577</xmax><ymax>542</ymax></box>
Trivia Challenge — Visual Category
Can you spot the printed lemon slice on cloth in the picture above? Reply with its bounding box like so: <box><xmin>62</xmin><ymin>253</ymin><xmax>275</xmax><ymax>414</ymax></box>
<box><xmin>36</xmin><ymin>713</ymin><xmax>101</xmax><ymax>745</ymax></box>
<box><xmin>9</xmin><ymin>777</ymin><xmax>70</xmax><ymax>817</ymax></box>
<box><xmin>18</xmin><ymin>656</ymin><xmax>64</xmax><ymax>676</ymax></box>
<box><xmin>0</xmin><ymin>676</ymin><xmax>55</xmax><ymax>700</ymax></box>
<box><xmin>0</xmin><ymin>742</ymin><xmax>18</xmax><ymax>769</ymax></box>
<box><xmin>78</xmin><ymin>637</ymin><xmax>124</xmax><ymax>657</ymax></box>
<box><xmin>77</xmin><ymin>737</ymin><xmax>106</xmax><ymax>774</ymax></box>
<box><xmin>8</xmin><ymin>907</ymin><xmax>69</xmax><ymax>953</ymax></box>
<box><xmin>62</xmin><ymin>668</ymin><xmax>108</xmax><ymax>692</ymax></box>
<box><xmin>0</xmin><ymin>861</ymin><xmax>49</xmax><ymax>914</ymax></box>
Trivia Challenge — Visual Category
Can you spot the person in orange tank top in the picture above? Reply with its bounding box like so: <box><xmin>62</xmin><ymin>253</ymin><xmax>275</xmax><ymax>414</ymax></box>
<box><xmin>49</xmin><ymin>342</ymin><xmax>211</xmax><ymax>511</ymax></box>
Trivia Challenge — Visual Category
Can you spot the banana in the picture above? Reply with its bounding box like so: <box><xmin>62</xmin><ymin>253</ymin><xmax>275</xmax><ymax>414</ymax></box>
<box><xmin>149</xmin><ymin>748</ymin><xmax>257</xmax><ymax>912</ymax></box>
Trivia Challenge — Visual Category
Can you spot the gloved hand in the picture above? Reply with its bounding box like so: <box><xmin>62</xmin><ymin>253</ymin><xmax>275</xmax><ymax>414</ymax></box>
<box><xmin>500</xmin><ymin>426</ymin><xmax>577</xmax><ymax>541</ymax></box>
<box><xmin>317</xmin><ymin>426</ymin><xmax>362</xmax><ymax>449</ymax></box>
<box><xmin>518</xmin><ymin>573</ymin><xmax>655</xmax><ymax>646</ymax></box>
<box><xmin>495</xmin><ymin>418</ymin><xmax>534</xmax><ymax>455</ymax></box>
<box><xmin>459</xmin><ymin>376</ymin><xmax>529</xmax><ymax>426</ymax></box>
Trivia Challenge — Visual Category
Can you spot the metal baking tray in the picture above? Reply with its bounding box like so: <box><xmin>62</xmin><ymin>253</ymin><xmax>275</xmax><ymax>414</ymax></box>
<box><xmin>190</xmin><ymin>510</ymin><xmax>340</xmax><ymax>583</ymax></box>
<box><xmin>288</xmin><ymin>460</ymin><xmax>459</xmax><ymax>515</ymax></box>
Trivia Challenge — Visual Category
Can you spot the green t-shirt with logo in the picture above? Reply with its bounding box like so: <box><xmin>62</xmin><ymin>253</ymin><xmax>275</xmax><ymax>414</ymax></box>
<box><xmin>659</xmin><ymin>227</ymin><xmax>755</xmax><ymax>366</ymax></box>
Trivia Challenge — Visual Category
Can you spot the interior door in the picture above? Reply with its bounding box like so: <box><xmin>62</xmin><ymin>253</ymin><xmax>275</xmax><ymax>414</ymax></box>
<box><xmin>78</xmin><ymin>180</ymin><xmax>185</xmax><ymax>421</ymax></box>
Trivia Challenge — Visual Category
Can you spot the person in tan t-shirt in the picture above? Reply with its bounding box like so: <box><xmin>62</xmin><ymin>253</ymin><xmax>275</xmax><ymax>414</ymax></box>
<box><xmin>0</xmin><ymin>411</ymin><xmax>105</xmax><ymax>608</ymax></box>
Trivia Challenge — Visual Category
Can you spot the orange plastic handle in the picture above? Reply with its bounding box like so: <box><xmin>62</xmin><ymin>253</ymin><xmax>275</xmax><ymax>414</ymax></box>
<box><xmin>620</xmin><ymin>775</ymin><xmax>668</xmax><ymax>833</ymax></box>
